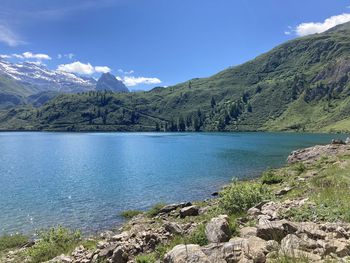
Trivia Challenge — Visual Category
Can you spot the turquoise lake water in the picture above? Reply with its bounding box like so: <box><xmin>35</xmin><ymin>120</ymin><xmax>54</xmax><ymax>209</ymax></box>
<box><xmin>0</xmin><ymin>132</ymin><xmax>345</xmax><ymax>235</ymax></box>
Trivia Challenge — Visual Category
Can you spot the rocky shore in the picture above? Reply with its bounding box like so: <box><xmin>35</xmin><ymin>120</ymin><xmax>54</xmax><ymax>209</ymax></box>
<box><xmin>3</xmin><ymin>140</ymin><xmax>350</xmax><ymax>263</ymax></box>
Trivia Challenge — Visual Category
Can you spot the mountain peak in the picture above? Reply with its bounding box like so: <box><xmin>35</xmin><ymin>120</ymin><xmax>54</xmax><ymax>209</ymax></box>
<box><xmin>96</xmin><ymin>73</ymin><xmax>129</xmax><ymax>93</ymax></box>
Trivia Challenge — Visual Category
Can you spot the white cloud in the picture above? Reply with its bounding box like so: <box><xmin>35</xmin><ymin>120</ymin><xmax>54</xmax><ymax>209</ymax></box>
<box><xmin>58</xmin><ymin>53</ymin><xmax>74</xmax><ymax>60</ymax></box>
<box><xmin>0</xmin><ymin>54</ymin><xmax>11</xmax><ymax>59</ymax></box>
<box><xmin>119</xmin><ymin>76</ymin><xmax>162</xmax><ymax>87</ymax></box>
<box><xmin>7</xmin><ymin>52</ymin><xmax>51</xmax><ymax>60</ymax></box>
<box><xmin>57</xmin><ymin>61</ymin><xmax>95</xmax><ymax>75</ymax></box>
<box><xmin>0</xmin><ymin>24</ymin><xmax>23</xmax><ymax>47</ymax></box>
<box><xmin>65</xmin><ymin>53</ymin><xmax>74</xmax><ymax>59</ymax></box>
<box><xmin>57</xmin><ymin>61</ymin><xmax>112</xmax><ymax>75</ymax></box>
<box><xmin>22</xmin><ymin>52</ymin><xmax>51</xmax><ymax>60</ymax></box>
<box><xmin>293</xmin><ymin>13</ymin><xmax>350</xmax><ymax>36</ymax></box>
<box><xmin>118</xmin><ymin>69</ymin><xmax>134</xmax><ymax>75</ymax></box>
<box><xmin>95</xmin><ymin>66</ymin><xmax>111</xmax><ymax>73</ymax></box>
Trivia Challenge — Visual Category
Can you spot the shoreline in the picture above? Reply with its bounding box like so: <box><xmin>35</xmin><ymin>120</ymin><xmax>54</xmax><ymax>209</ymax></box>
<box><xmin>2</xmin><ymin>140</ymin><xmax>350</xmax><ymax>262</ymax></box>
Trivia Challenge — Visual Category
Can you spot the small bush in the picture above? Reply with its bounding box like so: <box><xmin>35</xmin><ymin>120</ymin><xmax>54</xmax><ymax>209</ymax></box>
<box><xmin>120</xmin><ymin>210</ymin><xmax>142</xmax><ymax>219</ymax></box>
<box><xmin>0</xmin><ymin>234</ymin><xmax>28</xmax><ymax>251</ymax></box>
<box><xmin>147</xmin><ymin>203</ymin><xmax>166</xmax><ymax>217</ymax></box>
<box><xmin>293</xmin><ymin>162</ymin><xmax>306</xmax><ymax>175</ymax></box>
<box><xmin>186</xmin><ymin>224</ymin><xmax>208</xmax><ymax>246</ymax></box>
<box><xmin>219</xmin><ymin>180</ymin><xmax>270</xmax><ymax>214</ymax></box>
<box><xmin>27</xmin><ymin>226</ymin><xmax>81</xmax><ymax>263</ymax></box>
<box><xmin>261</xmin><ymin>170</ymin><xmax>283</xmax><ymax>185</ymax></box>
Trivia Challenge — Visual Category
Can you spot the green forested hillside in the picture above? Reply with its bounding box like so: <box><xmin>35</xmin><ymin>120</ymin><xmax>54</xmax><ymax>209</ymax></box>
<box><xmin>1</xmin><ymin>22</ymin><xmax>350</xmax><ymax>132</ymax></box>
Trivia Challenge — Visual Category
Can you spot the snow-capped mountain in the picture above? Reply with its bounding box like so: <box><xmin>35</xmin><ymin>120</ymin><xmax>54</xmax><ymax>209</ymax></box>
<box><xmin>0</xmin><ymin>59</ymin><xmax>96</xmax><ymax>94</ymax></box>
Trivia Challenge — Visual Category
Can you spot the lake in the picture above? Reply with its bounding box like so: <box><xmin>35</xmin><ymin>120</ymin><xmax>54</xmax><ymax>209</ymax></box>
<box><xmin>0</xmin><ymin>132</ymin><xmax>344</xmax><ymax>235</ymax></box>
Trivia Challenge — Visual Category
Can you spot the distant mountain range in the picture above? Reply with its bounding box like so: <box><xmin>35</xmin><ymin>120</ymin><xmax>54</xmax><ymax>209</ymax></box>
<box><xmin>0</xmin><ymin>60</ymin><xmax>128</xmax><ymax>108</ymax></box>
<box><xmin>1</xmin><ymin>22</ymin><xmax>350</xmax><ymax>132</ymax></box>
<box><xmin>96</xmin><ymin>73</ymin><xmax>129</xmax><ymax>93</ymax></box>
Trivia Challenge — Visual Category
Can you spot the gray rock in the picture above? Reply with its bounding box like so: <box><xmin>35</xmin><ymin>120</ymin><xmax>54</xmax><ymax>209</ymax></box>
<box><xmin>299</xmin><ymin>222</ymin><xmax>326</xmax><ymax>240</ymax></box>
<box><xmin>99</xmin><ymin>244</ymin><xmax>118</xmax><ymax>258</ymax></box>
<box><xmin>224</xmin><ymin>237</ymin><xmax>267</xmax><ymax>263</ymax></box>
<box><xmin>257</xmin><ymin>220</ymin><xmax>298</xmax><ymax>242</ymax></box>
<box><xmin>266</xmin><ymin>240</ymin><xmax>279</xmax><ymax>252</ymax></box>
<box><xmin>280</xmin><ymin>234</ymin><xmax>302</xmax><ymax>254</ymax></box>
<box><xmin>239</xmin><ymin>227</ymin><xmax>257</xmax><ymax>238</ymax></box>
<box><xmin>275</xmin><ymin>186</ymin><xmax>293</xmax><ymax>196</ymax></box>
<box><xmin>161</xmin><ymin>204</ymin><xmax>180</xmax><ymax>213</ymax></box>
<box><xmin>111</xmin><ymin>246</ymin><xmax>128</xmax><ymax>263</ymax></box>
<box><xmin>205</xmin><ymin>215</ymin><xmax>231</xmax><ymax>243</ymax></box>
<box><xmin>179</xmin><ymin>206</ymin><xmax>199</xmax><ymax>218</ymax></box>
<box><xmin>49</xmin><ymin>254</ymin><xmax>72</xmax><ymax>263</ymax></box>
<box><xmin>164</xmin><ymin>222</ymin><xmax>183</xmax><ymax>235</ymax></box>
<box><xmin>164</xmin><ymin>244</ymin><xmax>210</xmax><ymax>263</ymax></box>
<box><xmin>111</xmin><ymin>231</ymin><xmax>129</xmax><ymax>242</ymax></box>
<box><xmin>247</xmin><ymin>207</ymin><xmax>261</xmax><ymax>217</ymax></box>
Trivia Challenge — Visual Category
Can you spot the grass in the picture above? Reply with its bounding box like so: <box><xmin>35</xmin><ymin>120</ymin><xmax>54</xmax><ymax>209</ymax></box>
<box><xmin>281</xmin><ymin>156</ymin><xmax>350</xmax><ymax>223</ymax></box>
<box><xmin>292</xmin><ymin>162</ymin><xmax>307</xmax><ymax>175</ymax></box>
<box><xmin>261</xmin><ymin>169</ymin><xmax>283</xmax><ymax>185</ymax></box>
<box><xmin>219</xmin><ymin>180</ymin><xmax>271</xmax><ymax>214</ymax></box>
<box><xmin>146</xmin><ymin>203</ymin><xmax>166</xmax><ymax>217</ymax></box>
<box><xmin>27</xmin><ymin>226</ymin><xmax>81</xmax><ymax>263</ymax></box>
<box><xmin>135</xmin><ymin>254</ymin><xmax>157</xmax><ymax>263</ymax></box>
<box><xmin>120</xmin><ymin>210</ymin><xmax>143</xmax><ymax>219</ymax></box>
<box><xmin>0</xmin><ymin>234</ymin><xmax>28</xmax><ymax>251</ymax></box>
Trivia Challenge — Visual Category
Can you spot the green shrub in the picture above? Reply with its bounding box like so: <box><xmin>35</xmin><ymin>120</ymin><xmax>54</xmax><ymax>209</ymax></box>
<box><xmin>261</xmin><ymin>170</ymin><xmax>283</xmax><ymax>185</ymax></box>
<box><xmin>293</xmin><ymin>162</ymin><xmax>306</xmax><ymax>175</ymax></box>
<box><xmin>186</xmin><ymin>224</ymin><xmax>208</xmax><ymax>246</ymax></box>
<box><xmin>147</xmin><ymin>203</ymin><xmax>166</xmax><ymax>217</ymax></box>
<box><xmin>219</xmin><ymin>180</ymin><xmax>270</xmax><ymax>214</ymax></box>
<box><xmin>120</xmin><ymin>210</ymin><xmax>142</xmax><ymax>219</ymax></box>
<box><xmin>27</xmin><ymin>226</ymin><xmax>81</xmax><ymax>263</ymax></box>
<box><xmin>0</xmin><ymin>234</ymin><xmax>28</xmax><ymax>251</ymax></box>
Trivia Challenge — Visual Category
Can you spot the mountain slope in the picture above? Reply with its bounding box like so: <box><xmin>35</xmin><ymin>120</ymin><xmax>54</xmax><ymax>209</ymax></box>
<box><xmin>96</xmin><ymin>73</ymin><xmax>129</xmax><ymax>93</ymax></box>
<box><xmin>1</xmin><ymin>22</ymin><xmax>350</xmax><ymax>131</ymax></box>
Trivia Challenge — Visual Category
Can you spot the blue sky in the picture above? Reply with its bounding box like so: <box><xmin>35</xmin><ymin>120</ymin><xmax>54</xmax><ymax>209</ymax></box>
<box><xmin>0</xmin><ymin>0</ymin><xmax>350</xmax><ymax>90</ymax></box>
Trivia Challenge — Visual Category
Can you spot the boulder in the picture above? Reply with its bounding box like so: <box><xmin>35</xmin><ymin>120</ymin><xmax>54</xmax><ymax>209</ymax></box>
<box><xmin>333</xmin><ymin>240</ymin><xmax>350</xmax><ymax>257</ymax></box>
<box><xmin>164</xmin><ymin>222</ymin><xmax>183</xmax><ymax>235</ymax></box>
<box><xmin>160</xmin><ymin>204</ymin><xmax>180</xmax><ymax>213</ymax></box>
<box><xmin>201</xmin><ymin>243</ymin><xmax>226</xmax><ymax>263</ymax></box>
<box><xmin>99</xmin><ymin>244</ymin><xmax>118</xmax><ymax>258</ymax></box>
<box><xmin>160</xmin><ymin>202</ymin><xmax>192</xmax><ymax>214</ymax></box>
<box><xmin>275</xmin><ymin>186</ymin><xmax>293</xmax><ymax>196</ymax></box>
<box><xmin>111</xmin><ymin>231</ymin><xmax>129</xmax><ymax>242</ymax></box>
<box><xmin>49</xmin><ymin>254</ymin><xmax>72</xmax><ymax>263</ymax></box>
<box><xmin>240</xmin><ymin>227</ymin><xmax>257</xmax><ymax>238</ymax></box>
<box><xmin>111</xmin><ymin>246</ymin><xmax>128</xmax><ymax>263</ymax></box>
<box><xmin>266</xmin><ymin>240</ymin><xmax>279</xmax><ymax>252</ymax></box>
<box><xmin>257</xmin><ymin>220</ymin><xmax>298</xmax><ymax>242</ymax></box>
<box><xmin>164</xmin><ymin>244</ymin><xmax>210</xmax><ymax>263</ymax></box>
<box><xmin>346</xmin><ymin>137</ymin><xmax>350</xmax><ymax>144</ymax></box>
<box><xmin>298</xmin><ymin>222</ymin><xmax>326</xmax><ymax>240</ymax></box>
<box><xmin>224</xmin><ymin>237</ymin><xmax>267</xmax><ymax>263</ymax></box>
<box><xmin>180</xmin><ymin>206</ymin><xmax>199</xmax><ymax>218</ymax></box>
<box><xmin>280</xmin><ymin>234</ymin><xmax>302</xmax><ymax>254</ymax></box>
<box><xmin>205</xmin><ymin>215</ymin><xmax>231</xmax><ymax>243</ymax></box>
<box><xmin>247</xmin><ymin>207</ymin><xmax>261</xmax><ymax>217</ymax></box>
